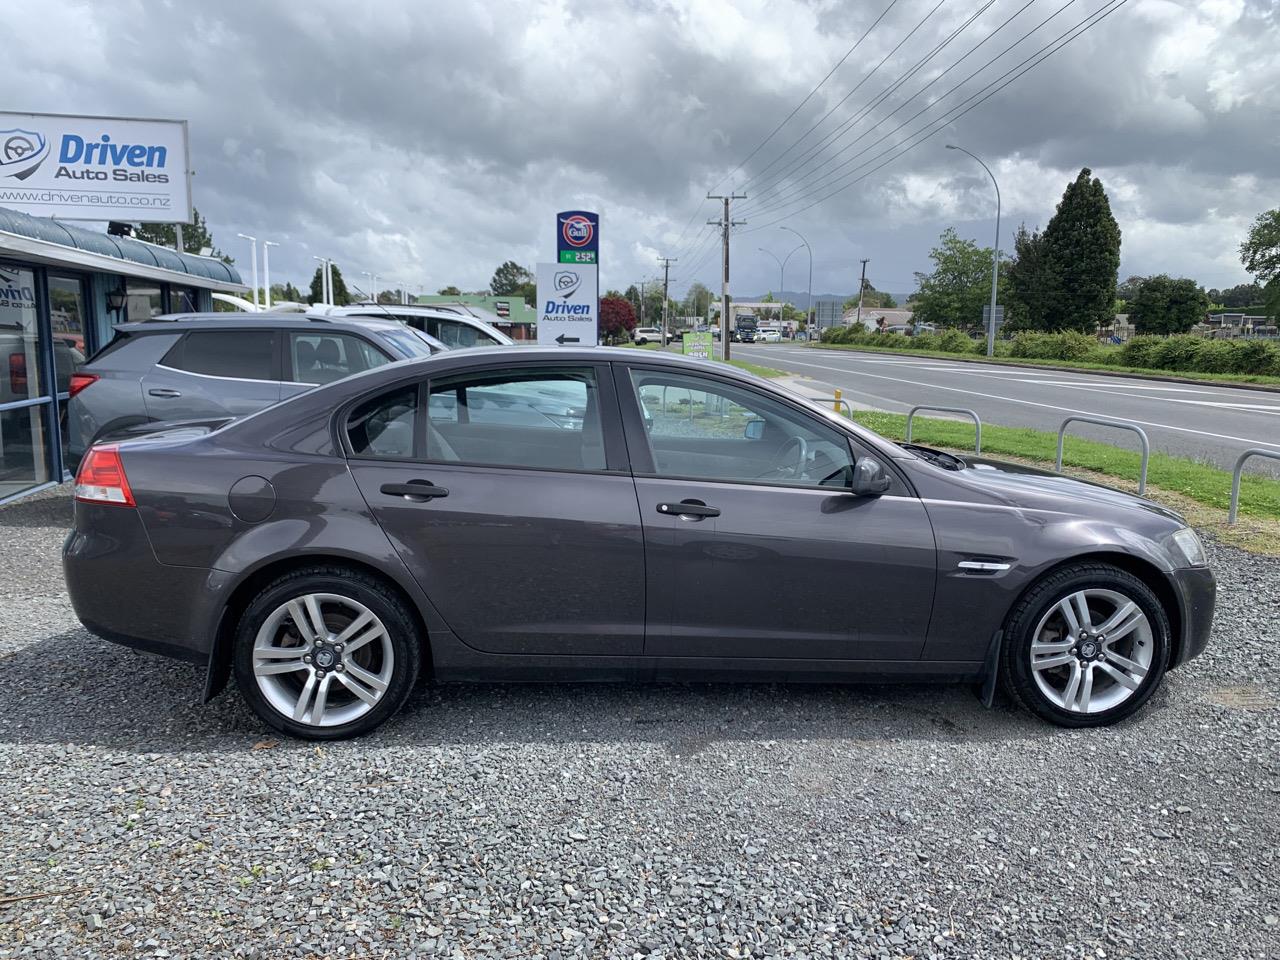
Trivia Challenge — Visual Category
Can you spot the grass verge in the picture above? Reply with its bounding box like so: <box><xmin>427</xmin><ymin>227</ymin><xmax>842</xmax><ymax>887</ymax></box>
<box><xmin>808</xmin><ymin>342</ymin><xmax>1280</xmax><ymax>388</ymax></box>
<box><xmin>727</xmin><ymin>358</ymin><xmax>786</xmax><ymax>379</ymax></box>
<box><xmin>851</xmin><ymin>410</ymin><xmax>1280</xmax><ymax>554</ymax></box>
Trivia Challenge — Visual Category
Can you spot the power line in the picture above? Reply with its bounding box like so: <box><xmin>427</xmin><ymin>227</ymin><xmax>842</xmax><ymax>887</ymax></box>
<box><xmin>663</xmin><ymin>0</ymin><xmax>902</xmax><ymax>262</ymax></box>
<box><xmin>738</xmin><ymin>0</ymin><xmax>952</xmax><ymax>195</ymax></box>
<box><xmin>745</xmin><ymin>0</ymin><xmax>1103</xmax><ymax>219</ymax></box>
<box><xmin>742</xmin><ymin>0</ymin><xmax>1131</xmax><ymax>232</ymax></box>
<box><xmin>740</xmin><ymin>0</ymin><xmax>1046</xmax><ymax>218</ymax></box>
<box><xmin>740</xmin><ymin>0</ymin><xmax>1003</xmax><ymax>213</ymax></box>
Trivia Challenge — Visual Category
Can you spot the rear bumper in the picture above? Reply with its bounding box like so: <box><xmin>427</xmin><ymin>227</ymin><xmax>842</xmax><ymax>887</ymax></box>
<box><xmin>1170</xmin><ymin>566</ymin><xmax>1216</xmax><ymax>668</ymax></box>
<box><xmin>63</xmin><ymin>503</ymin><xmax>222</xmax><ymax>663</ymax></box>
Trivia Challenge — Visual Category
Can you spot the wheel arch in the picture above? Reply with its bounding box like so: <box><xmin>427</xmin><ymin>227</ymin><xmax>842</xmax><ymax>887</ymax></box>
<box><xmin>1005</xmin><ymin>550</ymin><xmax>1182</xmax><ymax>663</ymax></box>
<box><xmin>202</xmin><ymin>553</ymin><xmax>433</xmax><ymax>703</ymax></box>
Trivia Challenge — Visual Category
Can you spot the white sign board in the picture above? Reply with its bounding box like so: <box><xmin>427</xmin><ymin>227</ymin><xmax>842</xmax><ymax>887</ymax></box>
<box><xmin>536</xmin><ymin>262</ymin><xmax>598</xmax><ymax>346</ymax></box>
<box><xmin>0</xmin><ymin>112</ymin><xmax>192</xmax><ymax>223</ymax></box>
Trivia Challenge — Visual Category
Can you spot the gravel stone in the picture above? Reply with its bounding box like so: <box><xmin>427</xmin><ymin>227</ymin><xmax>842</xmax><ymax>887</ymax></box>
<box><xmin>1</xmin><ymin>487</ymin><xmax>1277</xmax><ymax>958</ymax></box>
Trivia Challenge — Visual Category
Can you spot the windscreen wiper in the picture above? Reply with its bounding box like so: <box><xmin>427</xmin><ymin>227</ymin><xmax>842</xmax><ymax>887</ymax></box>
<box><xmin>899</xmin><ymin>443</ymin><xmax>965</xmax><ymax>471</ymax></box>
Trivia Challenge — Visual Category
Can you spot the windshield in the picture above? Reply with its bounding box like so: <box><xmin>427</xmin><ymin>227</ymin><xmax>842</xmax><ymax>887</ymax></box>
<box><xmin>383</xmin><ymin>327</ymin><xmax>436</xmax><ymax>358</ymax></box>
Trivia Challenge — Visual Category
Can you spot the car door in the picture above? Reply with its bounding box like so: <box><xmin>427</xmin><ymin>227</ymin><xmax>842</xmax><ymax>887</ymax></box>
<box><xmin>142</xmin><ymin>329</ymin><xmax>281</xmax><ymax>421</ymax></box>
<box><xmin>344</xmin><ymin>362</ymin><xmax>646</xmax><ymax>657</ymax></box>
<box><xmin>618</xmin><ymin>363</ymin><xmax>937</xmax><ymax>662</ymax></box>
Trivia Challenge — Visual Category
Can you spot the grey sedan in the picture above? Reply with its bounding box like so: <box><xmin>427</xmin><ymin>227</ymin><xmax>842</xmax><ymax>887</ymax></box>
<box><xmin>64</xmin><ymin>347</ymin><xmax>1215</xmax><ymax>739</ymax></box>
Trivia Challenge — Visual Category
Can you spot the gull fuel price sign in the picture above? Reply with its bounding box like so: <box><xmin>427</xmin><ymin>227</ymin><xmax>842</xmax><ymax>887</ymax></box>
<box><xmin>557</xmin><ymin>210</ymin><xmax>598</xmax><ymax>264</ymax></box>
<box><xmin>538</xmin><ymin>210</ymin><xmax>599</xmax><ymax>346</ymax></box>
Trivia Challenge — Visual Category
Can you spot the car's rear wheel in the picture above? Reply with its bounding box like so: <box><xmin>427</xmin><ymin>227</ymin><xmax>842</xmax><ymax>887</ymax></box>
<box><xmin>233</xmin><ymin>567</ymin><xmax>421</xmax><ymax>739</ymax></box>
<box><xmin>1001</xmin><ymin>562</ymin><xmax>1170</xmax><ymax>727</ymax></box>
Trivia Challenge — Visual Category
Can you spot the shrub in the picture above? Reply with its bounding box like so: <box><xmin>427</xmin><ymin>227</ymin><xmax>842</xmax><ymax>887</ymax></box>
<box><xmin>1009</xmin><ymin>331</ymin><xmax>1096</xmax><ymax>361</ymax></box>
<box><xmin>937</xmin><ymin>329</ymin><xmax>978</xmax><ymax>353</ymax></box>
<box><xmin>1118</xmin><ymin>335</ymin><xmax>1162</xmax><ymax>369</ymax></box>
<box><xmin>1148</xmin><ymin>335</ymin><xmax>1206</xmax><ymax>371</ymax></box>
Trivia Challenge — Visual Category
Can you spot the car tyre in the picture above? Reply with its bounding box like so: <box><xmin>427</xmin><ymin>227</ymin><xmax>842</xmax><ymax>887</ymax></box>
<box><xmin>1000</xmin><ymin>562</ymin><xmax>1170</xmax><ymax>728</ymax></box>
<box><xmin>233</xmin><ymin>566</ymin><xmax>422</xmax><ymax>740</ymax></box>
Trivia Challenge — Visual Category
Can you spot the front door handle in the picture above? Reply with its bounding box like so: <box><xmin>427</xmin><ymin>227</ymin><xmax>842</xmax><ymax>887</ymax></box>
<box><xmin>657</xmin><ymin>499</ymin><xmax>720</xmax><ymax>519</ymax></box>
<box><xmin>380</xmin><ymin>480</ymin><xmax>450</xmax><ymax>501</ymax></box>
<box><xmin>148</xmin><ymin>387</ymin><xmax>182</xmax><ymax>398</ymax></box>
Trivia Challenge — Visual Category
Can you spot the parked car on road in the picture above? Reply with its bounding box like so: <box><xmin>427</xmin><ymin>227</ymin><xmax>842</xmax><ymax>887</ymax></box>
<box><xmin>66</xmin><ymin>314</ymin><xmax>438</xmax><ymax>468</ymax></box>
<box><xmin>757</xmin><ymin>328</ymin><xmax>783</xmax><ymax>343</ymax></box>
<box><xmin>65</xmin><ymin>347</ymin><xmax>1215</xmax><ymax>739</ymax></box>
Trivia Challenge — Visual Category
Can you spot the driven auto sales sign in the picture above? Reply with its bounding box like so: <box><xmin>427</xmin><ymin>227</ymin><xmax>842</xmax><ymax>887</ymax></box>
<box><xmin>557</xmin><ymin>210</ymin><xmax>598</xmax><ymax>264</ymax></box>
<box><xmin>536</xmin><ymin>262</ymin><xmax>598</xmax><ymax>346</ymax></box>
<box><xmin>0</xmin><ymin>112</ymin><xmax>192</xmax><ymax>223</ymax></box>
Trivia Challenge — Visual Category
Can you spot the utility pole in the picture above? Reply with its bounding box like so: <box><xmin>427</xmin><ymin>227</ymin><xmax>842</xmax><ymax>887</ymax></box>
<box><xmin>855</xmin><ymin>258</ymin><xmax>869</xmax><ymax>330</ymax></box>
<box><xmin>657</xmin><ymin>257</ymin><xmax>677</xmax><ymax>346</ymax></box>
<box><xmin>707</xmin><ymin>192</ymin><xmax>746</xmax><ymax>361</ymax></box>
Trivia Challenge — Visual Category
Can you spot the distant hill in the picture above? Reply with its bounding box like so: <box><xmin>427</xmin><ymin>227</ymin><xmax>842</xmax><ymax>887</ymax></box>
<box><xmin>739</xmin><ymin>290</ymin><xmax>912</xmax><ymax>307</ymax></box>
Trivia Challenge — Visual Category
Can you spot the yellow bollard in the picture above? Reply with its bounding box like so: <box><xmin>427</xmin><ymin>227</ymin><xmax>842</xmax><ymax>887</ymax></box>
<box><xmin>833</xmin><ymin>388</ymin><xmax>842</xmax><ymax>415</ymax></box>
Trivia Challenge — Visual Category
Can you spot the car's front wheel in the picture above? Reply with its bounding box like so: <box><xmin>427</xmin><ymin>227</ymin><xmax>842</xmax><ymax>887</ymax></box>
<box><xmin>233</xmin><ymin>567</ymin><xmax>421</xmax><ymax>739</ymax></box>
<box><xmin>1001</xmin><ymin>562</ymin><xmax>1170</xmax><ymax>727</ymax></box>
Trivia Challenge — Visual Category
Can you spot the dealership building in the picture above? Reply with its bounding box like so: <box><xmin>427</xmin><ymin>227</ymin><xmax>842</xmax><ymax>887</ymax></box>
<box><xmin>0</xmin><ymin>205</ymin><xmax>246</xmax><ymax>504</ymax></box>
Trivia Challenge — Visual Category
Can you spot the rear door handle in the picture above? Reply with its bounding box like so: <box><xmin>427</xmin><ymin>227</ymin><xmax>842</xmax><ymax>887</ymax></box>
<box><xmin>657</xmin><ymin>499</ymin><xmax>720</xmax><ymax>519</ymax></box>
<box><xmin>380</xmin><ymin>480</ymin><xmax>449</xmax><ymax>501</ymax></box>
<box><xmin>148</xmin><ymin>387</ymin><xmax>182</xmax><ymax>398</ymax></box>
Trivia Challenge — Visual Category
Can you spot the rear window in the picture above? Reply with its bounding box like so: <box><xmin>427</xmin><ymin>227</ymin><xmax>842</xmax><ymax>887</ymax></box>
<box><xmin>162</xmin><ymin>330</ymin><xmax>277</xmax><ymax>381</ymax></box>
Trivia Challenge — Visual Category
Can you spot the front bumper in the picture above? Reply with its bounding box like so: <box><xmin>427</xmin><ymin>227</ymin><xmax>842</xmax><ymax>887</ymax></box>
<box><xmin>63</xmin><ymin>502</ymin><xmax>220</xmax><ymax>663</ymax></box>
<box><xmin>1170</xmin><ymin>565</ymin><xmax>1216</xmax><ymax>668</ymax></box>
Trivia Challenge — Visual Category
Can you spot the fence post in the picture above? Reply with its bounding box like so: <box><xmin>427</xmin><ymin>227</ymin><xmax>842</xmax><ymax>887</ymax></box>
<box><xmin>905</xmin><ymin>405</ymin><xmax>983</xmax><ymax>454</ymax></box>
<box><xmin>1229</xmin><ymin>449</ymin><xmax>1280</xmax><ymax>523</ymax></box>
<box><xmin>1055</xmin><ymin>416</ymin><xmax>1150</xmax><ymax>496</ymax></box>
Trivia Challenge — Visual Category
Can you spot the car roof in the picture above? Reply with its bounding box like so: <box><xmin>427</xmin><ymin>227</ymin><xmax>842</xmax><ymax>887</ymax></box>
<box><xmin>115</xmin><ymin>312</ymin><xmax>409</xmax><ymax>334</ymax></box>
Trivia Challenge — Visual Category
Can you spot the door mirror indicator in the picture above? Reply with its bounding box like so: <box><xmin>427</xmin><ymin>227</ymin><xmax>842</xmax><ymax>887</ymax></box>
<box><xmin>743</xmin><ymin>418</ymin><xmax>765</xmax><ymax>441</ymax></box>
<box><xmin>850</xmin><ymin>457</ymin><xmax>891</xmax><ymax>496</ymax></box>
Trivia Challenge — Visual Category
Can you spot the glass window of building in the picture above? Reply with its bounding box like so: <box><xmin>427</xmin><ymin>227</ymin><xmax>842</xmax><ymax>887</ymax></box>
<box><xmin>0</xmin><ymin>264</ymin><xmax>51</xmax><ymax>499</ymax></box>
<box><xmin>125</xmin><ymin>280</ymin><xmax>164</xmax><ymax>323</ymax></box>
<box><xmin>47</xmin><ymin>275</ymin><xmax>88</xmax><ymax>390</ymax></box>
<box><xmin>170</xmin><ymin>286</ymin><xmax>200</xmax><ymax>313</ymax></box>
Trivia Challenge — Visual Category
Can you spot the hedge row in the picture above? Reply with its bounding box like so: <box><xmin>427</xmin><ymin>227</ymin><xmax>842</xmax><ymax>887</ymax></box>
<box><xmin>818</xmin><ymin>327</ymin><xmax>1280</xmax><ymax>376</ymax></box>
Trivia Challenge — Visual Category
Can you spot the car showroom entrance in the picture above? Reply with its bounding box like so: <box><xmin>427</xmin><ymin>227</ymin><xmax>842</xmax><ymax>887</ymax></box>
<box><xmin>0</xmin><ymin>206</ymin><xmax>246</xmax><ymax>503</ymax></box>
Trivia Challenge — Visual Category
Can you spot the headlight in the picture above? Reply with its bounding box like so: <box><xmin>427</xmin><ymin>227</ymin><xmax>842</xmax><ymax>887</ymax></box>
<box><xmin>1169</xmin><ymin>527</ymin><xmax>1206</xmax><ymax>567</ymax></box>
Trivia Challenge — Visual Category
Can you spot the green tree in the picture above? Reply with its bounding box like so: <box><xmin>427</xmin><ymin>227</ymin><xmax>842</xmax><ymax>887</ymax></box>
<box><xmin>308</xmin><ymin>263</ymin><xmax>351</xmax><ymax>305</ymax></box>
<box><xmin>1004</xmin><ymin>224</ymin><xmax>1055</xmax><ymax>330</ymax></box>
<box><xmin>683</xmin><ymin>281</ymin><xmax>714</xmax><ymax>319</ymax></box>
<box><xmin>1128</xmin><ymin>275</ymin><xmax>1208</xmax><ymax>335</ymax></box>
<box><xmin>134</xmin><ymin>208</ymin><xmax>232</xmax><ymax>262</ymax></box>
<box><xmin>842</xmin><ymin>279</ymin><xmax>897</xmax><ymax>312</ymax></box>
<box><xmin>910</xmin><ymin>228</ymin><xmax>996</xmax><ymax>329</ymax></box>
<box><xmin>1240</xmin><ymin>210</ymin><xmax>1280</xmax><ymax>282</ymax></box>
<box><xmin>1040</xmin><ymin>168</ymin><xmax>1122</xmax><ymax>333</ymax></box>
<box><xmin>437</xmin><ymin>285</ymin><xmax>462</xmax><ymax>296</ymax></box>
<box><xmin>489</xmin><ymin>261</ymin><xmax>536</xmax><ymax>303</ymax></box>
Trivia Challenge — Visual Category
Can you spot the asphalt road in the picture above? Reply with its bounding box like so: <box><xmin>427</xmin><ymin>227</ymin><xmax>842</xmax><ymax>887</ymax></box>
<box><xmin>740</xmin><ymin>344</ymin><xmax>1280</xmax><ymax>475</ymax></box>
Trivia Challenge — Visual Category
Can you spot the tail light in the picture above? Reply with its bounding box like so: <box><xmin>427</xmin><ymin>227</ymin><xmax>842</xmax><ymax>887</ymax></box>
<box><xmin>8</xmin><ymin>353</ymin><xmax>25</xmax><ymax>393</ymax></box>
<box><xmin>68</xmin><ymin>372</ymin><xmax>99</xmax><ymax>397</ymax></box>
<box><xmin>74</xmin><ymin>444</ymin><xmax>135</xmax><ymax>507</ymax></box>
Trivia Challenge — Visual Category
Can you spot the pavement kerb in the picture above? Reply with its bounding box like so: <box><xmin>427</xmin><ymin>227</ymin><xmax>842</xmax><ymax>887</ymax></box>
<box><xmin>802</xmin><ymin>344</ymin><xmax>1280</xmax><ymax>394</ymax></box>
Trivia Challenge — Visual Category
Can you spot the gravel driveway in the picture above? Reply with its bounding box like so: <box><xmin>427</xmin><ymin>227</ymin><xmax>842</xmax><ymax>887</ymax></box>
<box><xmin>1</xmin><ymin>489</ymin><xmax>1277</xmax><ymax>959</ymax></box>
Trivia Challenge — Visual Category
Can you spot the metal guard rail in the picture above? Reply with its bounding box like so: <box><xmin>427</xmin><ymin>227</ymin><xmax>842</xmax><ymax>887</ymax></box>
<box><xmin>905</xmin><ymin>406</ymin><xmax>983</xmax><ymax>454</ymax></box>
<box><xmin>1229</xmin><ymin>449</ymin><xmax>1280</xmax><ymax>524</ymax></box>
<box><xmin>1055</xmin><ymin>416</ymin><xmax>1150</xmax><ymax>496</ymax></box>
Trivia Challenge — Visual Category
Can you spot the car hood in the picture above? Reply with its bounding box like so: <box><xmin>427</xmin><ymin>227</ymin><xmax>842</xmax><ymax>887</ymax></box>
<box><xmin>932</xmin><ymin>454</ymin><xmax>1186</xmax><ymax>525</ymax></box>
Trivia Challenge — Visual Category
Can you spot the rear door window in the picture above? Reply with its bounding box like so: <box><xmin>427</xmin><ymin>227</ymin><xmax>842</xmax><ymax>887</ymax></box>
<box><xmin>162</xmin><ymin>330</ymin><xmax>276</xmax><ymax>381</ymax></box>
<box><xmin>290</xmin><ymin>332</ymin><xmax>392</xmax><ymax>385</ymax></box>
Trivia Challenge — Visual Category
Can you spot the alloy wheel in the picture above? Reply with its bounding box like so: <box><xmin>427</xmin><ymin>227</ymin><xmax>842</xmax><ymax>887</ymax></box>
<box><xmin>1029</xmin><ymin>588</ymin><xmax>1154</xmax><ymax>715</ymax></box>
<box><xmin>252</xmin><ymin>593</ymin><xmax>394</xmax><ymax>727</ymax></box>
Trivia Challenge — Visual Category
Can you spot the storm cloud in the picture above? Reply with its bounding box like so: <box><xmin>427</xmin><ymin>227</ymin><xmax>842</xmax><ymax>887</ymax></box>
<box><xmin>8</xmin><ymin>0</ymin><xmax>1276</xmax><ymax>299</ymax></box>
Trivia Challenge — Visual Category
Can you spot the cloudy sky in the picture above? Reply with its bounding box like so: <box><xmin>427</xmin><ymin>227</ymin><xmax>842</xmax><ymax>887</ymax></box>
<box><xmin>11</xmin><ymin>0</ymin><xmax>1277</xmax><ymax>300</ymax></box>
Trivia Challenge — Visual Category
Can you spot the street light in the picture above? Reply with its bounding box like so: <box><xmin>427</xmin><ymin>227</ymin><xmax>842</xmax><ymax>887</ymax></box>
<box><xmin>312</xmin><ymin>255</ymin><xmax>331</xmax><ymax>305</ymax></box>
<box><xmin>946</xmin><ymin>144</ymin><xmax>1001</xmax><ymax>357</ymax></box>
<box><xmin>779</xmin><ymin>226</ymin><xmax>813</xmax><ymax>339</ymax></box>
<box><xmin>262</xmin><ymin>240</ymin><xmax>279</xmax><ymax>309</ymax></box>
<box><xmin>758</xmin><ymin>243</ymin><xmax>805</xmax><ymax>330</ymax></box>
<box><xmin>236</xmin><ymin>233</ymin><xmax>259</xmax><ymax>310</ymax></box>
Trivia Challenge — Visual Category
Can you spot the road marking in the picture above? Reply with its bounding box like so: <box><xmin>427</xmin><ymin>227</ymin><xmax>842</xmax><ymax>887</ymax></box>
<box><xmin>760</xmin><ymin>349</ymin><xmax>1280</xmax><ymax>412</ymax></box>
<box><xmin>771</xmin><ymin>356</ymin><xmax>1280</xmax><ymax>451</ymax></box>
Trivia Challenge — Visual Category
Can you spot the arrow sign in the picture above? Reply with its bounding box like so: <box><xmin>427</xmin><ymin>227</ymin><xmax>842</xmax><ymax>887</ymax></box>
<box><xmin>555</xmin><ymin>334</ymin><xmax>580</xmax><ymax>344</ymax></box>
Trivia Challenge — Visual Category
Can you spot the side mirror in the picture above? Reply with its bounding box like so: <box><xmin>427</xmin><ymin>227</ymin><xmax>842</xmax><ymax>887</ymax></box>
<box><xmin>850</xmin><ymin>456</ymin><xmax>891</xmax><ymax>496</ymax></box>
<box><xmin>743</xmin><ymin>418</ymin><xmax>765</xmax><ymax>440</ymax></box>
